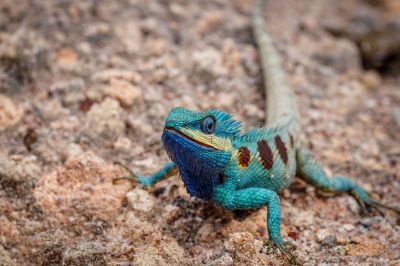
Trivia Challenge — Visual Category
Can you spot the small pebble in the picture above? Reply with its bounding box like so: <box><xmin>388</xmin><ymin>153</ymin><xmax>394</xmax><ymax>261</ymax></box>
<box><xmin>126</xmin><ymin>188</ymin><xmax>156</xmax><ymax>213</ymax></box>
<box><xmin>317</xmin><ymin>229</ymin><xmax>336</xmax><ymax>247</ymax></box>
<box><xmin>0</xmin><ymin>94</ymin><xmax>24</xmax><ymax>131</ymax></box>
<box><xmin>359</xmin><ymin>216</ymin><xmax>382</xmax><ymax>227</ymax></box>
<box><xmin>342</xmin><ymin>223</ymin><xmax>355</xmax><ymax>232</ymax></box>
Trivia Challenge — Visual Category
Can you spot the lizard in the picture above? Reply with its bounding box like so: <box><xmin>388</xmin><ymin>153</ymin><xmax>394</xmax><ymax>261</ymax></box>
<box><xmin>114</xmin><ymin>0</ymin><xmax>400</xmax><ymax>263</ymax></box>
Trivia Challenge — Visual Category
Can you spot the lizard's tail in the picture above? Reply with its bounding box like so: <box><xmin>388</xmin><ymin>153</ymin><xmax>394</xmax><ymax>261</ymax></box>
<box><xmin>252</xmin><ymin>0</ymin><xmax>300</xmax><ymax>134</ymax></box>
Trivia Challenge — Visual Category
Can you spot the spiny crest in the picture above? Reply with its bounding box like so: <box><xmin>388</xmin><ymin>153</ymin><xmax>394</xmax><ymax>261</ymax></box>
<box><xmin>240</xmin><ymin>127</ymin><xmax>276</xmax><ymax>142</ymax></box>
<box><xmin>239</xmin><ymin>117</ymin><xmax>295</xmax><ymax>142</ymax></box>
<box><xmin>208</xmin><ymin>109</ymin><xmax>242</xmax><ymax>136</ymax></box>
<box><xmin>239</xmin><ymin>124</ymin><xmax>286</xmax><ymax>142</ymax></box>
<box><xmin>208</xmin><ymin>109</ymin><xmax>232</xmax><ymax>120</ymax></box>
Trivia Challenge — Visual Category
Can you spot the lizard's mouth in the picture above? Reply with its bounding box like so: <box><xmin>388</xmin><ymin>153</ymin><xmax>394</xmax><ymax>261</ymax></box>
<box><xmin>163</xmin><ymin>126</ymin><xmax>217</xmax><ymax>150</ymax></box>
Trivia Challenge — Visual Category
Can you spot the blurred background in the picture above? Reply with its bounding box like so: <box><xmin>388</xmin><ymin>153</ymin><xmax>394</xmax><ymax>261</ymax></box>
<box><xmin>0</xmin><ymin>0</ymin><xmax>399</xmax><ymax>265</ymax></box>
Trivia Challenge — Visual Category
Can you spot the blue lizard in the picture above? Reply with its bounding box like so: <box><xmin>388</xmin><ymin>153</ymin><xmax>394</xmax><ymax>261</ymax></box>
<box><xmin>114</xmin><ymin>0</ymin><xmax>399</xmax><ymax>263</ymax></box>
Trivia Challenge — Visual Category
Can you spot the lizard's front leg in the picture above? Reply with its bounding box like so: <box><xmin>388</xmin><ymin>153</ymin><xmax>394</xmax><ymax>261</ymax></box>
<box><xmin>113</xmin><ymin>161</ymin><xmax>178</xmax><ymax>186</ymax></box>
<box><xmin>213</xmin><ymin>184</ymin><xmax>300</xmax><ymax>264</ymax></box>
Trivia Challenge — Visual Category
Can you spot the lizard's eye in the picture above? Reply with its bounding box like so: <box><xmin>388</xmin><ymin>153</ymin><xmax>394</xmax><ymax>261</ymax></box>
<box><xmin>201</xmin><ymin>116</ymin><xmax>216</xmax><ymax>134</ymax></box>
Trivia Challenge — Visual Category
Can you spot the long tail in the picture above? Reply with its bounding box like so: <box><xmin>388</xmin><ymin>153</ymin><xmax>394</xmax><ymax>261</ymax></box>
<box><xmin>252</xmin><ymin>0</ymin><xmax>300</xmax><ymax>135</ymax></box>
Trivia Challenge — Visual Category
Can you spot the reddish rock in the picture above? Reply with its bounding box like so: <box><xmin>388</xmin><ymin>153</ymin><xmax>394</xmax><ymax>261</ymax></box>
<box><xmin>34</xmin><ymin>152</ymin><xmax>130</xmax><ymax>225</ymax></box>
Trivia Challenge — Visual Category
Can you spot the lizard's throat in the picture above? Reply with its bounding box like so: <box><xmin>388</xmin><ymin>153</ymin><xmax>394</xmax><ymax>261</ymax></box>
<box><xmin>161</xmin><ymin>129</ymin><xmax>231</xmax><ymax>200</ymax></box>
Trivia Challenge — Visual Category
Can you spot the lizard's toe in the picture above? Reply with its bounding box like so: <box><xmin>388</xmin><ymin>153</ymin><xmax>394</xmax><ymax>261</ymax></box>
<box><xmin>264</xmin><ymin>240</ymin><xmax>302</xmax><ymax>265</ymax></box>
<box><xmin>364</xmin><ymin>200</ymin><xmax>400</xmax><ymax>215</ymax></box>
<box><xmin>282</xmin><ymin>241</ymin><xmax>297</xmax><ymax>252</ymax></box>
<box><xmin>113</xmin><ymin>161</ymin><xmax>142</xmax><ymax>185</ymax></box>
<box><xmin>277</xmin><ymin>242</ymin><xmax>302</xmax><ymax>265</ymax></box>
<box><xmin>263</xmin><ymin>239</ymin><xmax>276</xmax><ymax>253</ymax></box>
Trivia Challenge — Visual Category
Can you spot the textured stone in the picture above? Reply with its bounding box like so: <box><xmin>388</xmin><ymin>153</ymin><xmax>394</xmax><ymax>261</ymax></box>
<box><xmin>114</xmin><ymin>19</ymin><xmax>142</xmax><ymax>53</ymax></box>
<box><xmin>145</xmin><ymin>38</ymin><xmax>169</xmax><ymax>57</ymax></box>
<box><xmin>33</xmin><ymin>152</ymin><xmax>129</xmax><ymax>225</ymax></box>
<box><xmin>84</xmin><ymin>97</ymin><xmax>125</xmax><ymax>141</ymax></box>
<box><xmin>221</xmin><ymin>39</ymin><xmax>241</xmax><ymax>72</ymax></box>
<box><xmin>103</xmin><ymin>79</ymin><xmax>142</xmax><ymax>106</ymax></box>
<box><xmin>313</xmin><ymin>38</ymin><xmax>360</xmax><ymax>72</ymax></box>
<box><xmin>133</xmin><ymin>238</ymin><xmax>184</xmax><ymax>266</ymax></box>
<box><xmin>92</xmin><ymin>69</ymin><xmax>142</xmax><ymax>84</ymax></box>
<box><xmin>126</xmin><ymin>188</ymin><xmax>155</xmax><ymax>213</ymax></box>
<box><xmin>0</xmin><ymin>94</ymin><xmax>23</xmax><ymax>131</ymax></box>
<box><xmin>192</xmin><ymin>48</ymin><xmax>225</xmax><ymax>79</ymax></box>
<box><xmin>55</xmin><ymin>48</ymin><xmax>79</xmax><ymax>68</ymax></box>
<box><xmin>225</xmin><ymin>232</ymin><xmax>280</xmax><ymax>265</ymax></box>
<box><xmin>196</xmin><ymin>11</ymin><xmax>224</xmax><ymax>35</ymax></box>
<box><xmin>0</xmin><ymin>154</ymin><xmax>40</xmax><ymax>184</ymax></box>
<box><xmin>63</xmin><ymin>241</ymin><xmax>107</xmax><ymax>266</ymax></box>
<box><xmin>0</xmin><ymin>245</ymin><xmax>15</xmax><ymax>266</ymax></box>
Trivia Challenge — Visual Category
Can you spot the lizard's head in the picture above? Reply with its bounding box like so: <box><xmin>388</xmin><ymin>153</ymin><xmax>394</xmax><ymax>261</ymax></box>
<box><xmin>161</xmin><ymin>107</ymin><xmax>241</xmax><ymax>199</ymax></box>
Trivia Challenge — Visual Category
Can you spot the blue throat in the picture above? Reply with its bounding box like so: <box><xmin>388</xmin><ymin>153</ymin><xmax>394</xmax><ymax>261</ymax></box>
<box><xmin>161</xmin><ymin>129</ymin><xmax>231</xmax><ymax>200</ymax></box>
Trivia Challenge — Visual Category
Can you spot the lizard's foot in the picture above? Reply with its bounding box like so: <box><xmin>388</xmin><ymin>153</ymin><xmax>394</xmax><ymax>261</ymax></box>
<box><xmin>366</xmin><ymin>199</ymin><xmax>400</xmax><ymax>214</ymax></box>
<box><xmin>113</xmin><ymin>161</ymin><xmax>143</xmax><ymax>185</ymax></box>
<box><xmin>264</xmin><ymin>240</ymin><xmax>302</xmax><ymax>265</ymax></box>
<box><xmin>354</xmin><ymin>196</ymin><xmax>373</xmax><ymax>216</ymax></box>
<box><xmin>277</xmin><ymin>242</ymin><xmax>302</xmax><ymax>265</ymax></box>
<box><xmin>352</xmin><ymin>191</ymin><xmax>400</xmax><ymax>216</ymax></box>
<box><xmin>264</xmin><ymin>239</ymin><xmax>275</xmax><ymax>251</ymax></box>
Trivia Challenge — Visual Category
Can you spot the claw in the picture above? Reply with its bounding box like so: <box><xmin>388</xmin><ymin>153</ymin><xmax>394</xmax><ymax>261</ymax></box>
<box><xmin>278</xmin><ymin>242</ymin><xmax>302</xmax><ymax>265</ymax></box>
<box><xmin>283</xmin><ymin>241</ymin><xmax>297</xmax><ymax>251</ymax></box>
<box><xmin>369</xmin><ymin>200</ymin><xmax>400</xmax><ymax>214</ymax></box>
<box><xmin>352</xmin><ymin>190</ymin><xmax>400</xmax><ymax>216</ymax></box>
<box><xmin>263</xmin><ymin>239</ymin><xmax>275</xmax><ymax>253</ymax></box>
<box><xmin>354</xmin><ymin>196</ymin><xmax>369</xmax><ymax>216</ymax></box>
<box><xmin>113</xmin><ymin>161</ymin><xmax>139</xmax><ymax>184</ymax></box>
<box><xmin>113</xmin><ymin>161</ymin><xmax>135</xmax><ymax>175</ymax></box>
<box><xmin>112</xmin><ymin>176</ymin><xmax>136</xmax><ymax>185</ymax></box>
<box><xmin>351</xmin><ymin>190</ymin><xmax>400</xmax><ymax>215</ymax></box>
<box><xmin>264</xmin><ymin>240</ymin><xmax>302</xmax><ymax>265</ymax></box>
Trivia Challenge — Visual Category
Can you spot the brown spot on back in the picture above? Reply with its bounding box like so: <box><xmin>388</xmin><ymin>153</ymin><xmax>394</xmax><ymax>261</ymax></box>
<box><xmin>238</xmin><ymin>146</ymin><xmax>251</xmax><ymax>167</ymax></box>
<box><xmin>275</xmin><ymin>135</ymin><xmax>288</xmax><ymax>164</ymax></box>
<box><xmin>257</xmin><ymin>140</ymin><xmax>273</xmax><ymax>170</ymax></box>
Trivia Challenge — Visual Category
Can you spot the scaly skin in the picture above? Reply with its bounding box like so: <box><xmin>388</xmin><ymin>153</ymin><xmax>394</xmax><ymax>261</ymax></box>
<box><xmin>114</xmin><ymin>0</ymin><xmax>399</xmax><ymax>264</ymax></box>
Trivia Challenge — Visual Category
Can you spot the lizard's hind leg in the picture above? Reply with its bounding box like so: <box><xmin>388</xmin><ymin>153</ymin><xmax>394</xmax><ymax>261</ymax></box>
<box><xmin>296</xmin><ymin>148</ymin><xmax>399</xmax><ymax>214</ymax></box>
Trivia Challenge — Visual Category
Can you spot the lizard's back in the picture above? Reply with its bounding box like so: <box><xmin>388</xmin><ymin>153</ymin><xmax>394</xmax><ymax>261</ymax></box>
<box><xmin>227</xmin><ymin>121</ymin><xmax>297</xmax><ymax>192</ymax></box>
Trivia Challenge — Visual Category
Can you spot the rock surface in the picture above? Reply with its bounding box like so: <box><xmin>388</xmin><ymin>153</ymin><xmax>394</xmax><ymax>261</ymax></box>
<box><xmin>0</xmin><ymin>0</ymin><xmax>399</xmax><ymax>265</ymax></box>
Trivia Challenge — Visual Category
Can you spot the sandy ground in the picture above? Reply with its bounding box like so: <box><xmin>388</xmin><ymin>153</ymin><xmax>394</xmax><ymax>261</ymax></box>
<box><xmin>0</xmin><ymin>0</ymin><xmax>399</xmax><ymax>265</ymax></box>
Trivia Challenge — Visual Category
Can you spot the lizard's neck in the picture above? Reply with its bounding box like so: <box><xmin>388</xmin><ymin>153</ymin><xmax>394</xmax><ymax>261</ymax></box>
<box><xmin>179</xmin><ymin>164</ymin><xmax>220</xmax><ymax>200</ymax></box>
